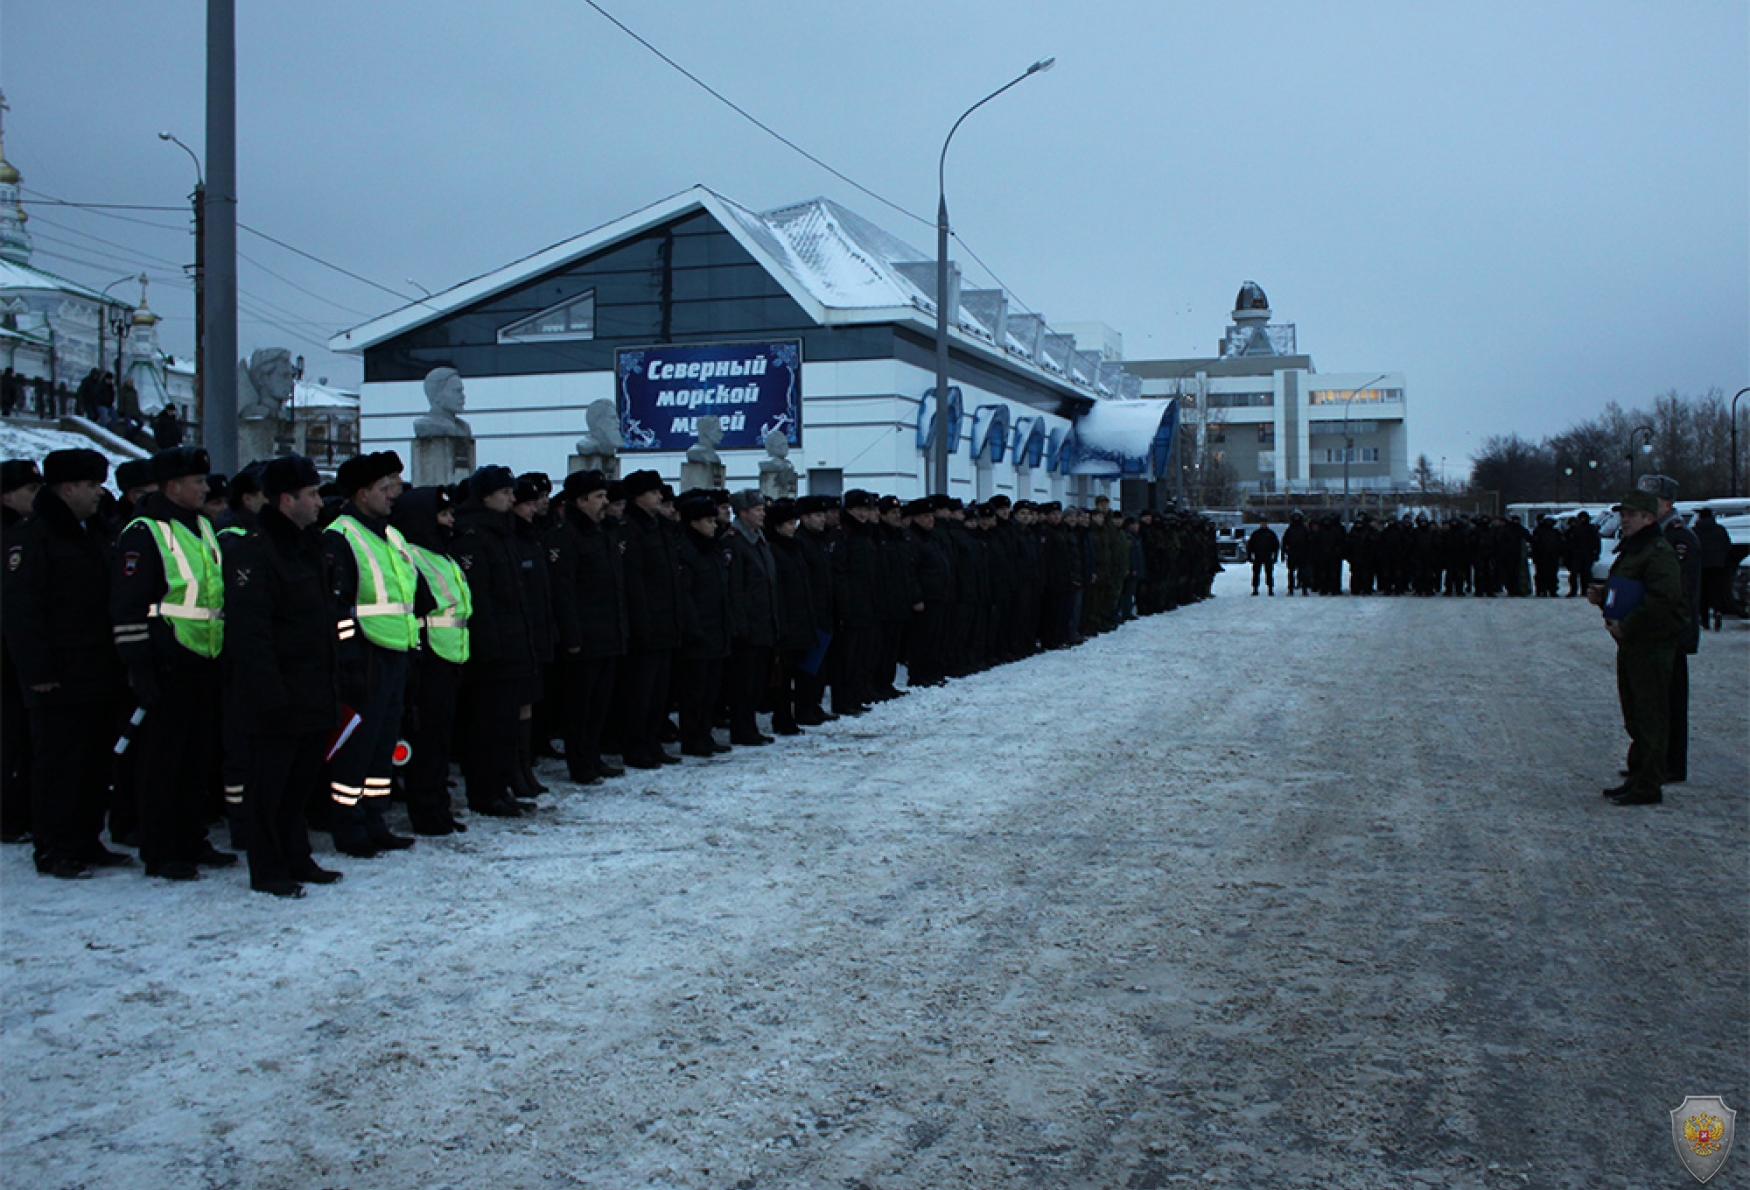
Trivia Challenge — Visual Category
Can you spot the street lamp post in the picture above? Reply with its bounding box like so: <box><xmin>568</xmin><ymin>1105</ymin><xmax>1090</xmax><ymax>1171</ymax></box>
<box><xmin>1627</xmin><ymin>424</ymin><xmax>1654</xmax><ymax>484</ymax></box>
<box><xmin>95</xmin><ymin>275</ymin><xmax>137</xmax><ymax>420</ymax></box>
<box><xmin>1339</xmin><ymin>372</ymin><xmax>1389</xmax><ymax>523</ymax></box>
<box><xmin>1731</xmin><ymin>387</ymin><xmax>1749</xmax><ymax>498</ymax></box>
<box><xmin>159</xmin><ymin>132</ymin><xmax>204</xmax><ymax>445</ymax></box>
<box><xmin>933</xmin><ymin>57</ymin><xmax>1054</xmax><ymax>497</ymax></box>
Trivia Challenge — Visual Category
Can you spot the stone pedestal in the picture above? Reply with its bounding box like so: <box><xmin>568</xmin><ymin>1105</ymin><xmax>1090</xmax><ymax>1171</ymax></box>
<box><xmin>412</xmin><ymin>434</ymin><xmax>476</xmax><ymax>487</ymax></box>
<box><xmin>568</xmin><ymin>453</ymin><xmax>621</xmax><ymax>480</ymax></box>
<box><xmin>680</xmin><ymin>459</ymin><xmax>726</xmax><ymax>492</ymax></box>
<box><xmin>237</xmin><ymin>416</ymin><xmax>282</xmax><ymax>466</ymax></box>
<box><xmin>758</xmin><ymin>464</ymin><xmax>798</xmax><ymax>501</ymax></box>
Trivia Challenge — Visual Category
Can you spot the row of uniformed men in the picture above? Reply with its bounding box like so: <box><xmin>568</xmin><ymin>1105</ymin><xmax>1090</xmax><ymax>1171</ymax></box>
<box><xmin>0</xmin><ymin>448</ymin><xmax>1218</xmax><ymax>897</ymax></box>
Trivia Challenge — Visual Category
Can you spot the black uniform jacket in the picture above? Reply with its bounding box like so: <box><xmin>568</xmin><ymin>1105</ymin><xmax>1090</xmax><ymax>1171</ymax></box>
<box><xmin>3</xmin><ymin>486</ymin><xmax>126</xmax><ymax>708</ymax></box>
<box><xmin>621</xmin><ymin>505</ymin><xmax>684</xmax><ymax>652</ymax></box>
<box><xmin>768</xmin><ymin>531</ymin><xmax>818</xmax><ymax>652</ymax></box>
<box><xmin>908</xmin><ymin>523</ymin><xmax>952</xmax><ymax>605</ymax></box>
<box><xmin>834</xmin><ymin>518</ymin><xmax>881</xmax><ymax>628</ymax></box>
<box><xmin>726</xmin><ymin>521</ymin><xmax>783</xmax><ymax>647</ymax></box>
<box><xmin>450</xmin><ymin>501</ymin><xmax>538</xmax><ymax>680</ymax></box>
<box><xmin>551</xmin><ymin>513</ymin><xmax>629</xmax><ymax>660</ymax></box>
<box><xmin>677</xmin><ymin>525</ymin><xmax>732</xmax><ymax>662</ymax></box>
<box><xmin>223</xmin><ymin>505</ymin><xmax>340</xmax><ymax>735</ymax></box>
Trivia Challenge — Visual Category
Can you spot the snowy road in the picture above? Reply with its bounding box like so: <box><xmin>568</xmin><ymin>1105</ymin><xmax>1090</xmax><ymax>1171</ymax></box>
<box><xmin>4</xmin><ymin>566</ymin><xmax>1747</xmax><ymax>1190</ymax></box>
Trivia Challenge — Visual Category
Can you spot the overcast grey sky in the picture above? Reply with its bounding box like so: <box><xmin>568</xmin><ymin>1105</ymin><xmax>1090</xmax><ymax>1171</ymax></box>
<box><xmin>5</xmin><ymin>0</ymin><xmax>1744</xmax><ymax>474</ymax></box>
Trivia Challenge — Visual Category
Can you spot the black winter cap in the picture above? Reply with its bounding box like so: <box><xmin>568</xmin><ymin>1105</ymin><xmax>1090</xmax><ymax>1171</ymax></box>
<box><xmin>1</xmin><ymin>459</ymin><xmax>42</xmax><ymax>492</ymax></box>
<box><xmin>468</xmin><ymin>464</ymin><xmax>515</xmax><ymax>497</ymax></box>
<box><xmin>562</xmin><ymin>469</ymin><xmax>608</xmax><ymax>501</ymax></box>
<box><xmin>262</xmin><ymin>454</ymin><xmax>322</xmax><ymax>497</ymax></box>
<box><xmin>676</xmin><ymin>492</ymin><xmax>717</xmax><ymax>523</ymax></box>
<box><xmin>149</xmin><ymin>446</ymin><xmax>210</xmax><ymax>483</ymax></box>
<box><xmin>42</xmin><ymin>449</ymin><xmax>107</xmax><ymax>486</ymax></box>
<box><xmin>623</xmin><ymin>469</ymin><xmax>664</xmax><ymax>499</ymax></box>
<box><xmin>115</xmin><ymin>459</ymin><xmax>153</xmax><ymax>493</ymax></box>
<box><xmin>336</xmin><ymin>451</ymin><xmax>404</xmax><ymax>494</ymax></box>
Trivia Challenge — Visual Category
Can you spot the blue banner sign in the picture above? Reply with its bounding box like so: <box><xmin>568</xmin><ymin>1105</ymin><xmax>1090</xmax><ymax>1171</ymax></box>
<box><xmin>618</xmin><ymin>340</ymin><xmax>802</xmax><ymax>452</ymax></box>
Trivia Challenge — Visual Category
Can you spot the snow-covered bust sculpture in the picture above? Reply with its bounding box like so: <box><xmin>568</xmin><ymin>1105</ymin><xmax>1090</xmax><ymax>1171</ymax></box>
<box><xmin>686</xmin><ymin>415</ymin><xmax>723</xmax><ymax>465</ymax></box>
<box><xmin>574</xmin><ymin>398</ymin><xmax>622</xmax><ymax>457</ymax></box>
<box><xmin>237</xmin><ymin>347</ymin><xmax>297</xmax><ymax>419</ymax></box>
<box><xmin>758</xmin><ymin>430</ymin><xmax>794</xmax><ymax>476</ymax></box>
<box><xmin>414</xmin><ymin>367</ymin><xmax>472</xmax><ymax>439</ymax></box>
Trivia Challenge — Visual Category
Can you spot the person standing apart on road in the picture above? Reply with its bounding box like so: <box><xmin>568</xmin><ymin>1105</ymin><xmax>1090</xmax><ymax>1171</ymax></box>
<box><xmin>1246</xmin><ymin>521</ymin><xmax>1280</xmax><ymax>596</ymax></box>
<box><xmin>1591</xmin><ymin>489</ymin><xmax>1690</xmax><ymax>805</ymax></box>
<box><xmin>1637</xmin><ymin>475</ymin><xmax>1700</xmax><ymax>783</ymax></box>
<box><xmin>110</xmin><ymin>447</ymin><xmax>234</xmax><ymax>880</ymax></box>
<box><xmin>1691</xmin><ymin>508</ymin><xmax>1732</xmax><ymax>631</ymax></box>
<box><xmin>224</xmin><ymin>455</ymin><xmax>344</xmax><ymax>897</ymax></box>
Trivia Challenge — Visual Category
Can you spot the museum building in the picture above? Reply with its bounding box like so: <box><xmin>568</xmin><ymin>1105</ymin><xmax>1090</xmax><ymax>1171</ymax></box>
<box><xmin>331</xmin><ymin>186</ymin><xmax>1175</xmax><ymax>500</ymax></box>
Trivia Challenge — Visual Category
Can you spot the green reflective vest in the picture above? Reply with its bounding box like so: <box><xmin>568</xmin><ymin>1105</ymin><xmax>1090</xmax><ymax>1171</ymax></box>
<box><xmin>328</xmin><ymin>515</ymin><xmax>418</xmax><ymax>652</ymax></box>
<box><xmin>129</xmin><ymin>514</ymin><xmax>224</xmax><ymax>658</ymax></box>
<box><xmin>405</xmin><ymin>541</ymin><xmax>472</xmax><ymax>665</ymax></box>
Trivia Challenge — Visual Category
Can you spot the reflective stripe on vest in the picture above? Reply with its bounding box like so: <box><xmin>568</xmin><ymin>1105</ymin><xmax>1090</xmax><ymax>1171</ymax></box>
<box><xmin>129</xmin><ymin>515</ymin><xmax>225</xmax><ymax>658</ymax></box>
<box><xmin>406</xmin><ymin>542</ymin><xmax>471</xmax><ymax>665</ymax></box>
<box><xmin>329</xmin><ymin>516</ymin><xmax>418</xmax><ymax>651</ymax></box>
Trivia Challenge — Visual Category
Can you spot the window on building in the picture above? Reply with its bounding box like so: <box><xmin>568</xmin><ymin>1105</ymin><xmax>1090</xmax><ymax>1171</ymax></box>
<box><xmin>1207</xmin><ymin>391</ymin><xmax>1274</xmax><ymax>408</ymax></box>
<box><xmin>1319</xmin><ymin>447</ymin><xmax>1381</xmax><ymax>464</ymax></box>
<box><xmin>1309</xmin><ymin>387</ymin><xmax>1403</xmax><ymax>406</ymax></box>
<box><xmin>1256</xmin><ymin>424</ymin><xmax>1275</xmax><ymax>445</ymax></box>
<box><xmin>1207</xmin><ymin>423</ymin><xmax>1226</xmax><ymax>444</ymax></box>
<box><xmin>497</xmin><ymin>290</ymin><xmax>597</xmax><ymax>343</ymax></box>
<box><xmin>1256</xmin><ymin>451</ymin><xmax>1276</xmax><ymax>471</ymax></box>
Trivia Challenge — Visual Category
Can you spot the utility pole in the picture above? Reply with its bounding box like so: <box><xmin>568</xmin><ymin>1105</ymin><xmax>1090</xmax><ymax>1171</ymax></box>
<box><xmin>204</xmin><ymin>0</ymin><xmax>239</xmax><ymax>472</ymax></box>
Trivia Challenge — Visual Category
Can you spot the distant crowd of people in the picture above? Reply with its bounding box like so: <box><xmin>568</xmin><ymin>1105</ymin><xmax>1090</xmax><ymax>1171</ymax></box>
<box><xmin>3</xmin><ymin>367</ymin><xmax>188</xmax><ymax>451</ymax></box>
<box><xmin>1243</xmin><ymin>509</ymin><xmax>1607</xmax><ymax>599</ymax></box>
<box><xmin>1</xmin><ymin>444</ymin><xmax>1227</xmax><ymax>895</ymax></box>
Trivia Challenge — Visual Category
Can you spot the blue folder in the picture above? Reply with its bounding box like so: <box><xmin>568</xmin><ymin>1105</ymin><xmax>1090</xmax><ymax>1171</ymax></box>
<box><xmin>1602</xmin><ymin>576</ymin><xmax>1644</xmax><ymax>619</ymax></box>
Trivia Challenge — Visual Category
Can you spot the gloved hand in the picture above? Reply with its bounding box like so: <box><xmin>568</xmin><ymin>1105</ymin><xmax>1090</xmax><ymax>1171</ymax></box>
<box><xmin>128</xmin><ymin>665</ymin><xmax>161</xmax><ymax>708</ymax></box>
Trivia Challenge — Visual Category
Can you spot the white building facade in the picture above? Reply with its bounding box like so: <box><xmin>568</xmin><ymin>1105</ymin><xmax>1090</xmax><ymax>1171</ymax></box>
<box><xmin>333</xmin><ymin>188</ymin><xmax>1173</xmax><ymax>502</ymax></box>
<box><xmin>1125</xmin><ymin>283</ymin><xmax>1408</xmax><ymax>497</ymax></box>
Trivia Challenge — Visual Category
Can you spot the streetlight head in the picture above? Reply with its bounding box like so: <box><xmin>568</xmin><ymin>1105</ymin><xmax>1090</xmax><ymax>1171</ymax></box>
<box><xmin>1028</xmin><ymin>57</ymin><xmax>1056</xmax><ymax>75</ymax></box>
<box><xmin>158</xmin><ymin>131</ymin><xmax>172</xmax><ymax>140</ymax></box>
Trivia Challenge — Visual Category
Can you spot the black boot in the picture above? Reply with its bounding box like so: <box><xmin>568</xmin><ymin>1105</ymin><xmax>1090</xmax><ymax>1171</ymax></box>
<box><xmin>516</xmin><ymin>721</ymin><xmax>548</xmax><ymax>795</ymax></box>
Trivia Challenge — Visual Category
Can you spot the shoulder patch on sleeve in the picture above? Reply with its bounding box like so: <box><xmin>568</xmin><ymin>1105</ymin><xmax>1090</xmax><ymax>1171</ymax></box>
<box><xmin>6</xmin><ymin>545</ymin><xmax>21</xmax><ymax>571</ymax></box>
<box><xmin>549</xmin><ymin>547</ymin><xmax>560</xmax><ymax>564</ymax></box>
<box><xmin>122</xmin><ymin>550</ymin><xmax>141</xmax><ymax>576</ymax></box>
<box><xmin>457</xmin><ymin>554</ymin><xmax>473</xmax><ymax>571</ymax></box>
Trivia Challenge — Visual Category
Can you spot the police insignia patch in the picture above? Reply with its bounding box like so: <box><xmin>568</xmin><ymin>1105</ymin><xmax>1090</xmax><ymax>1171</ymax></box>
<box><xmin>549</xmin><ymin>548</ymin><xmax>560</xmax><ymax>563</ymax></box>
<box><xmin>6</xmin><ymin>546</ymin><xmax>21</xmax><ymax>571</ymax></box>
<box><xmin>233</xmin><ymin>568</ymin><xmax>251</xmax><ymax>587</ymax></box>
<box><xmin>122</xmin><ymin>551</ymin><xmax>141</xmax><ymax>576</ymax></box>
<box><xmin>457</xmin><ymin>554</ymin><xmax>472</xmax><ymax>571</ymax></box>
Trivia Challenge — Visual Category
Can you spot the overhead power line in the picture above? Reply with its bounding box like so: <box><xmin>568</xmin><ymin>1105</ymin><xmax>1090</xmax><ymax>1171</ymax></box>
<box><xmin>575</xmin><ymin>0</ymin><xmax>931</xmax><ymax>231</ymax></box>
<box><xmin>239</xmin><ymin>222</ymin><xmax>429</xmax><ymax>307</ymax></box>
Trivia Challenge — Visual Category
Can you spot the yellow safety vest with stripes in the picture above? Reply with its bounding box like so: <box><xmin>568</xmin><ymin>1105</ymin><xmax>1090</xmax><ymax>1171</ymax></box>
<box><xmin>327</xmin><ymin>515</ymin><xmax>419</xmax><ymax>652</ymax></box>
<box><xmin>404</xmin><ymin>541</ymin><xmax>472</xmax><ymax>665</ymax></box>
<box><xmin>126</xmin><ymin>514</ymin><xmax>224</xmax><ymax>658</ymax></box>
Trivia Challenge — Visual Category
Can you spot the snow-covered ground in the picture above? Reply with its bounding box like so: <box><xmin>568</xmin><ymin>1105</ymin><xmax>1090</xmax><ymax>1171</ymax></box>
<box><xmin>3</xmin><ymin>566</ymin><xmax>1746</xmax><ymax>1189</ymax></box>
<box><xmin>0</xmin><ymin>420</ymin><xmax>146</xmax><ymax>493</ymax></box>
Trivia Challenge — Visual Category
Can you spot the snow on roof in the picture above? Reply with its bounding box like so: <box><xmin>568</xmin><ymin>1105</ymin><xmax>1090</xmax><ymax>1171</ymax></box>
<box><xmin>293</xmin><ymin>378</ymin><xmax>359</xmax><ymax>410</ymax></box>
<box><xmin>329</xmin><ymin>186</ymin><xmax>1131</xmax><ymax>403</ymax></box>
<box><xmin>0</xmin><ymin>257</ymin><xmax>126</xmax><ymax>306</ymax></box>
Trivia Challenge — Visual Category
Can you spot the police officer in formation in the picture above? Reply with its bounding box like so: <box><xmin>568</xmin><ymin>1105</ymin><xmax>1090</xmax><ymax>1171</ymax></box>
<box><xmin>1</xmin><ymin>443</ymin><xmax>1228</xmax><ymax>892</ymax></box>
